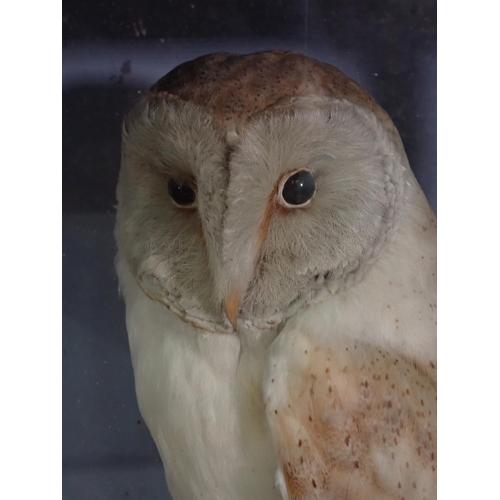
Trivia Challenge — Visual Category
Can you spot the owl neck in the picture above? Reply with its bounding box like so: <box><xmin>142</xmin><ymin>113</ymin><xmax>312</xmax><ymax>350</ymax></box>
<box><xmin>321</xmin><ymin>178</ymin><xmax>437</xmax><ymax>364</ymax></box>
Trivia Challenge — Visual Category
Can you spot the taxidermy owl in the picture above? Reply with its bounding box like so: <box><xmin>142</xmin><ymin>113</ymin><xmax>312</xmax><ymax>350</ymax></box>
<box><xmin>115</xmin><ymin>51</ymin><xmax>436</xmax><ymax>500</ymax></box>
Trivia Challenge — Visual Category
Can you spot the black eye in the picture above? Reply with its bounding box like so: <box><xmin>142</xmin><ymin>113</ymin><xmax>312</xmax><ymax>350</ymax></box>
<box><xmin>280</xmin><ymin>170</ymin><xmax>316</xmax><ymax>206</ymax></box>
<box><xmin>168</xmin><ymin>178</ymin><xmax>197</xmax><ymax>207</ymax></box>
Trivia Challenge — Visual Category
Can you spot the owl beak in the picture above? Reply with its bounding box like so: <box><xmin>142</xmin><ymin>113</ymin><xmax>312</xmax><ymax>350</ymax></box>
<box><xmin>223</xmin><ymin>289</ymin><xmax>241</xmax><ymax>330</ymax></box>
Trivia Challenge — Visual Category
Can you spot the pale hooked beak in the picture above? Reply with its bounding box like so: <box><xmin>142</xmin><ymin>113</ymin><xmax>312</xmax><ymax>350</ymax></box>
<box><xmin>221</xmin><ymin>189</ymin><xmax>274</xmax><ymax>331</ymax></box>
<box><xmin>223</xmin><ymin>289</ymin><xmax>242</xmax><ymax>330</ymax></box>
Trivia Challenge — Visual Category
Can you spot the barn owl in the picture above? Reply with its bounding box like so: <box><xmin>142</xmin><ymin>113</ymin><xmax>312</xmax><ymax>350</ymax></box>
<box><xmin>115</xmin><ymin>51</ymin><xmax>436</xmax><ymax>500</ymax></box>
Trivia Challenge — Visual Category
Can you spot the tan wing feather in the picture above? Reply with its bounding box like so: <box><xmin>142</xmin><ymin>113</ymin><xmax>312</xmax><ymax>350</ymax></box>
<box><xmin>265</xmin><ymin>335</ymin><xmax>436</xmax><ymax>500</ymax></box>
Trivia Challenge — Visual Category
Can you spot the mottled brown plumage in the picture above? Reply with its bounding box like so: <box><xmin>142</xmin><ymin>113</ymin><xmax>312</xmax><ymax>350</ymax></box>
<box><xmin>150</xmin><ymin>51</ymin><xmax>398</xmax><ymax>142</ymax></box>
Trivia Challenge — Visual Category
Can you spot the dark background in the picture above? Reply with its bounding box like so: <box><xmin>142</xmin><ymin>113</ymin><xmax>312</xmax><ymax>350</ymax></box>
<box><xmin>62</xmin><ymin>1</ymin><xmax>436</xmax><ymax>498</ymax></box>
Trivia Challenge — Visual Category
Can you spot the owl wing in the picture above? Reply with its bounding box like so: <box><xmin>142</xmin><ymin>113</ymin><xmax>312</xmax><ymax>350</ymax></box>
<box><xmin>263</xmin><ymin>323</ymin><xmax>436</xmax><ymax>500</ymax></box>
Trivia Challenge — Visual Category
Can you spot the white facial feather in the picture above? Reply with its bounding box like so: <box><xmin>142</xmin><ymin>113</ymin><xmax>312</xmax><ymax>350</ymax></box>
<box><xmin>117</xmin><ymin>97</ymin><xmax>407</xmax><ymax>330</ymax></box>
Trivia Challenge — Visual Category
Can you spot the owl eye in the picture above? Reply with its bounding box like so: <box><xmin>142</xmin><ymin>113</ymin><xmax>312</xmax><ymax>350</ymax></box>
<box><xmin>279</xmin><ymin>170</ymin><xmax>316</xmax><ymax>207</ymax></box>
<box><xmin>168</xmin><ymin>178</ymin><xmax>197</xmax><ymax>208</ymax></box>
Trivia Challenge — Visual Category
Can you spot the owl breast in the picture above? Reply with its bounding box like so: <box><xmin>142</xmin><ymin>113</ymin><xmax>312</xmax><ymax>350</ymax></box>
<box><xmin>117</xmin><ymin>255</ymin><xmax>282</xmax><ymax>500</ymax></box>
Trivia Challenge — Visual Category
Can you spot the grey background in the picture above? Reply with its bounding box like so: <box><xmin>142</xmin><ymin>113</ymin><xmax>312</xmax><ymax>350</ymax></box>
<box><xmin>62</xmin><ymin>1</ymin><xmax>436</xmax><ymax>498</ymax></box>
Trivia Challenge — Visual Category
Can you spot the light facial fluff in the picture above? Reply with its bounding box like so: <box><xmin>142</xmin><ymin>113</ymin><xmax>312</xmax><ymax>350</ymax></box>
<box><xmin>116</xmin><ymin>95</ymin><xmax>406</xmax><ymax>332</ymax></box>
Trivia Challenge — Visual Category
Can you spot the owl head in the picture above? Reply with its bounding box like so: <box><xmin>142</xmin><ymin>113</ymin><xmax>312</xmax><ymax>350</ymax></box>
<box><xmin>115</xmin><ymin>51</ymin><xmax>410</xmax><ymax>333</ymax></box>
